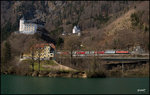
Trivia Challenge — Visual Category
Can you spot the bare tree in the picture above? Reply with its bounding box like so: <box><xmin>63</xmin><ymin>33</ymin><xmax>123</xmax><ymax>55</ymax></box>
<box><xmin>64</xmin><ymin>35</ymin><xmax>81</xmax><ymax>64</ymax></box>
<box><xmin>37</xmin><ymin>48</ymin><xmax>42</xmax><ymax>71</ymax></box>
<box><xmin>31</xmin><ymin>47</ymin><xmax>35</xmax><ymax>72</ymax></box>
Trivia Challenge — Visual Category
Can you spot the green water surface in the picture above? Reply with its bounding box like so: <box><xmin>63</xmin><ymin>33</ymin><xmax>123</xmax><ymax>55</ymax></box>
<box><xmin>1</xmin><ymin>74</ymin><xmax>149</xmax><ymax>94</ymax></box>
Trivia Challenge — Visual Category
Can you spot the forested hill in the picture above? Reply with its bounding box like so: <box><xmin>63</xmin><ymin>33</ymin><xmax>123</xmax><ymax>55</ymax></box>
<box><xmin>1</xmin><ymin>1</ymin><xmax>138</xmax><ymax>34</ymax></box>
<box><xmin>1</xmin><ymin>1</ymin><xmax>149</xmax><ymax>51</ymax></box>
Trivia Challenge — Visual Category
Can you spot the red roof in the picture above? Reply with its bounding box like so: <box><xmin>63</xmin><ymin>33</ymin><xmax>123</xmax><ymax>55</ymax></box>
<box><xmin>50</xmin><ymin>43</ymin><xmax>55</xmax><ymax>49</ymax></box>
<box><xmin>30</xmin><ymin>43</ymin><xmax>55</xmax><ymax>50</ymax></box>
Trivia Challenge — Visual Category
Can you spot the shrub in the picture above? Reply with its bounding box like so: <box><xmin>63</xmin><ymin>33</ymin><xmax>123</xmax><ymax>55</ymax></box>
<box><xmin>131</xmin><ymin>12</ymin><xmax>139</xmax><ymax>26</ymax></box>
<box><xmin>86</xmin><ymin>70</ymin><xmax>106</xmax><ymax>78</ymax></box>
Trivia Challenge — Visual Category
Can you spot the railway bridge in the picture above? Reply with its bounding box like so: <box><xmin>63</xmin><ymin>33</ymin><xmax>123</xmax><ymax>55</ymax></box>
<box><xmin>56</xmin><ymin>55</ymin><xmax>149</xmax><ymax>72</ymax></box>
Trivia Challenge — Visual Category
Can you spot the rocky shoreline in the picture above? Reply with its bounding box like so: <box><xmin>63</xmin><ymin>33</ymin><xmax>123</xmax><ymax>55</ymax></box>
<box><xmin>1</xmin><ymin>70</ymin><xmax>87</xmax><ymax>78</ymax></box>
<box><xmin>1</xmin><ymin>60</ymin><xmax>149</xmax><ymax>78</ymax></box>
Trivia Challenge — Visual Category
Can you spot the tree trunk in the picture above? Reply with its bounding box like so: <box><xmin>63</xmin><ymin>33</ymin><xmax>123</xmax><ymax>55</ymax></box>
<box><xmin>38</xmin><ymin>50</ymin><xmax>41</xmax><ymax>72</ymax></box>
<box><xmin>70</xmin><ymin>50</ymin><xmax>73</xmax><ymax>65</ymax></box>
<box><xmin>31</xmin><ymin>50</ymin><xmax>34</xmax><ymax>72</ymax></box>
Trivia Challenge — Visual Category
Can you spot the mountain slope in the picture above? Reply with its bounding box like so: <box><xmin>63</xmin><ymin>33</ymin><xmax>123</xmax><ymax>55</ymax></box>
<box><xmin>78</xmin><ymin>1</ymin><xmax>149</xmax><ymax>51</ymax></box>
<box><xmin>1</xmin><ymin>1</ymin><xmax>149</xmax><ymax>51</ymax></box>
<box><xmin>97</xmin><ymin>1</ymin><xmax>149</xmax><ymax>51</ymax></box>
<box><xmin>1</xmin><ymin>1</ymin><xmax>137</xmax><ymax>31</ymax></box>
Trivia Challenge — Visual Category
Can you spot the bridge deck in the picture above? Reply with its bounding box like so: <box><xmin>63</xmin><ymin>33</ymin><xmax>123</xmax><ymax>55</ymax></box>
<box><xmin>57</xmin><ymin>56</ymin><xmax>149</xmax><ymax>61</ymax></box>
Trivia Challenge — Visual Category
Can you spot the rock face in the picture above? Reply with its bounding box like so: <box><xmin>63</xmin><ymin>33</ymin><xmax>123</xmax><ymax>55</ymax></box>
<box><xmin>32</xmin><ymin>71</ymin><xmax>39</xmax><ymax>76</ymax></box>
<box><xmin>30</xmin><ymin>70</ymin><xmax>87</xmax><ymax>78</ymax></box>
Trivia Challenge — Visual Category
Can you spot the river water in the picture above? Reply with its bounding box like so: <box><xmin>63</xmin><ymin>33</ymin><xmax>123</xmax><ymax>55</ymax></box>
<box><xmin>1</xmin><ymin>74</ymin><xmax>149</xmax><ymax>94</ymax></box>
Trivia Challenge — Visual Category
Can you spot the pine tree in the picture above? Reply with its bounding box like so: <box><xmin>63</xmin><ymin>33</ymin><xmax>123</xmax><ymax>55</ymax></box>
<box><xmin>2</xmin><ymin>41</ymin><xmax>11</xmax><ymax>64</ymax></box>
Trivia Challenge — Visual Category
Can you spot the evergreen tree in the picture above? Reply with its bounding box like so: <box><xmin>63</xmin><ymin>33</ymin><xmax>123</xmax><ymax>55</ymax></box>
<box><xmin>2</xmin><ymin>41</ymin><xmax>11</xmax><ymax>64</ymax></box>
<box><xmin>56</xmin><ymin>37</ymin><xmax>64</xmax><ymax>48</ymax></box>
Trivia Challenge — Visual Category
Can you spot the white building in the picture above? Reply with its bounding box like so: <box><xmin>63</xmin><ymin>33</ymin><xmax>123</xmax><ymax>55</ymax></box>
<box><xmin>19</xmin><ymin>17</ymin><xmax>38</xmax><ymax>34</ymax></box>
<box><xmin>72</xmin><ymin>26</ymin><xmax>81</xmax><ymax>36</ymax></box>
<box><xmin>72</xmin><ymin>26</ymin><xmax>80</xmax><ymax>33</ymax></box>
<box><xmin>62</xmin><ymin>31</ymin><xmax>66</xmax><ymax>36</ymax></box>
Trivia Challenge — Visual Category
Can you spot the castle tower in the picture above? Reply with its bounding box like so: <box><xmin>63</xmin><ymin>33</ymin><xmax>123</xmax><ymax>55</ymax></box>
<box><xmin>19</xmin><ymin>17</ymin><xmax>25</xmax><ymax>31</ymax></box>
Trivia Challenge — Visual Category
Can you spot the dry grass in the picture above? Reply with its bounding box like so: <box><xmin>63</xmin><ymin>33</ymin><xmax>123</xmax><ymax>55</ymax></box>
<box><xmin>123</xmin><ymin>63</ymin><xmax>149</xmax><ymax>77</ymax></box>
<box><xmin>104</xmin><ymin>9</ymin><xmax>136</xmax><ymax>37</ymax></box>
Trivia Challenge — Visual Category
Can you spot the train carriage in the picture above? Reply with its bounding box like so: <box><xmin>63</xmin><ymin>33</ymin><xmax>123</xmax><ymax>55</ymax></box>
<box><xmin>104</xmin><ymin>50</ymin><xmax>115</xmax><ymax>54</ymax></box>
<box><xmin>76</xmin><ymin>51</ymin><xmax>85</xmax><ymax>56</ymax></box>
<box><xmin>95</xmin><ymin>51</ymin><xmax>105</xmax><ymax>54</ymax></box>
<box><xmin>115</xmin><ymin>51</ymin><xmax>129</xmax><ymax>54</ymax></box>
<box><xmin>94</xmin><ymin>51</ymin><xmax>105</xmax><ymax>56</ymax></box>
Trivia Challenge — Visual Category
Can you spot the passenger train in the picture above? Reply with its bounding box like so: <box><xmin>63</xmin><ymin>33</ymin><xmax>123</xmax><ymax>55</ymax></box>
<box><xmin>56</xmin><ymin>50</ymin><xmax>130</xmax><ymax>56</ymax></box>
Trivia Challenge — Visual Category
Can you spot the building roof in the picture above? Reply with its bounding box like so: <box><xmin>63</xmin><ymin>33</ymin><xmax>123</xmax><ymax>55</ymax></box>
<box><xmin>74</xmin><ymin>25</ymin><xmax>80</xmax><ymax>30</ymax></box>
<box><xmin>73</xmin><ymin>25</ymin><xmax>81</xmax><ymax>34</ymax></box>
<box><xmin>24</xmin><ymin>23</ymin><xmax>37</xmax><ymax>26</ymax></box>
<box><xmin>30</xmin><ymin>43</ymin><xmax>55</xmax><ymax>50</ymax></box>
<box><xmin>20</xmin><ymin>17</ymin><xmax>45</xmax><ymax>26</ymax></box>
<box><xmin>50</xmin><ymin>43</ymin><xmax>56</xmax><ymax>49</ymax></box>
<box><xmin>20</xmin><ymin>17</ymin><xmax>25</xmax><ymax>20</ymax></box>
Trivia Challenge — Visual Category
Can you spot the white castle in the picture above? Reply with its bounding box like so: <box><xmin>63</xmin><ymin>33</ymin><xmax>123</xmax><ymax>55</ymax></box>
<box><xmin>19</xmin><ymin>17</ymin><xmax>37</xmax><ymax>34</ymax></box>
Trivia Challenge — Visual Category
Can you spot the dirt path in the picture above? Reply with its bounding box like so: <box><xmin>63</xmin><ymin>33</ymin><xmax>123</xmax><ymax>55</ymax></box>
<box><xmin>42</xmin><ymin>60</ymin><xmax>77</xmax><ymax>71</ymax></box>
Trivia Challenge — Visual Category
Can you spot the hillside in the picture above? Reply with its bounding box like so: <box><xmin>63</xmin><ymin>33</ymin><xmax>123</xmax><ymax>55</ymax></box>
<box><xmin>1</xmin><ymin>1</ymin><xmax>149</xmax><ymax>51</ymax></box>
<box><xmin>1</xmin><ymin>1</ymin><xmax>149</xmax><ymax>79</ymax></box>
<box><xmin>102</xmin><ymin>1</ymin><xmax>149</xmax><ymax>51</ymax></box>
<box><xmin>78</xmin><ymin>1</ymin><xmax>149</xmax><ymax>51</ymax></box>
<box><xmin>104</xmin><ymin>1</ymin><xmax>149</xmax><ymax>36</ymax></box>
<box><xmin>1</xmin><ymin>1</ymin><xmax>138</xmax><ymax>35</ymax></box>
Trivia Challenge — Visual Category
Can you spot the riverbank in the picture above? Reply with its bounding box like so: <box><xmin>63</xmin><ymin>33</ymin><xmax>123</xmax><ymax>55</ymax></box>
<box><xmin>1</xmin><ymin>63</ymin><xmax>149</xmax><ymax>78</ymax></box>
<box><xmin>1</xmin><ymin>70</ymin><xmax>87</xmax><ymax>78</ymax></box>
<box><xmin>1</xmin><ymin>59</ymin><xmax>87</xmax><ymax>78</ymax></box>
<box><xmin>1</xmin><ymin>59</ymin><xmax>149</xmax><ymax>78</ymax></box>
